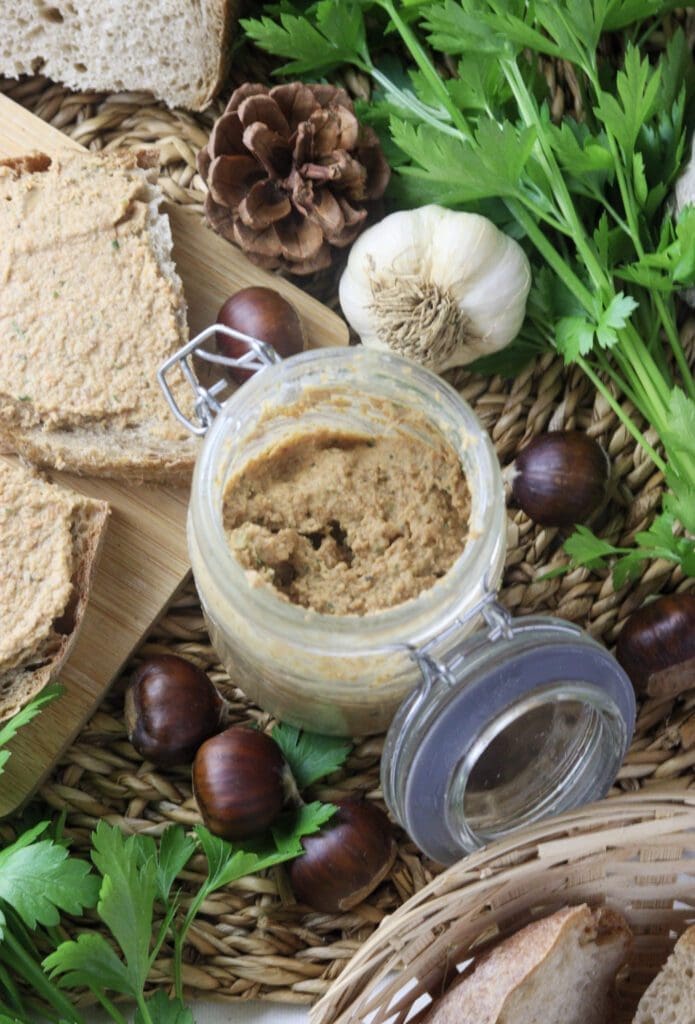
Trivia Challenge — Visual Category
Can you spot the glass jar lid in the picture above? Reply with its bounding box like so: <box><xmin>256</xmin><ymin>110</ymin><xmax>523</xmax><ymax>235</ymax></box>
<box><xmin>381</xmin><ymin>604</ymin><xmax>636</xmax><ymax>864</ymax></box>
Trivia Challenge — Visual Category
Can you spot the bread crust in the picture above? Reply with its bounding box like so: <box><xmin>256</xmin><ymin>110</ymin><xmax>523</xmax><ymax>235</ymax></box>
<box><xmin>0</xmin><ymin>458</ymin><xmax>109</xmax><ymax>722</ymax></box>
<box><xmin>199</xmin><ymin>0</ymin><xmax>238</xmax><ymax>109</ymax></box>
<box><xmin>422</xmin><ymin>905</ymin><xmax>631</xmax><ymax>1024</ymax></box>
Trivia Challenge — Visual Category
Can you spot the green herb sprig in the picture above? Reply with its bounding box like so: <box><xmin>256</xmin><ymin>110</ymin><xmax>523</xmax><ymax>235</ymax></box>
<box><xmin>0</xmin><ymin>727</ymin><xmax>351</xmax><ymax>1022</ymax></box>
<box><xmin>242</xmin><ymin>0</ymin><xmax>695</xmax><ymax>582</ymax></box>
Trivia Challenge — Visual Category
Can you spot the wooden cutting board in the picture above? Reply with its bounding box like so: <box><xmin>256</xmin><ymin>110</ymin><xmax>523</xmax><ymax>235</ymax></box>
<box><xmin>0</xmin><ymin>94</ymin><xmax>349</xmax><ymax>816</ymax></box>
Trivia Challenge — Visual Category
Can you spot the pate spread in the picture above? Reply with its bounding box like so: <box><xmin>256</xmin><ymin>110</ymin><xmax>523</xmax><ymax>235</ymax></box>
<box><xmin>0</xmin><ymin>151</ymin><xmax>188</xmax><ymax>439</ymax></box>
<box><xmin>0</xmin><ymin>459</ymin><xmax>74</xmax><ymax>673</ymax></box>
<box><xmin>222</xmin><ymin>420</ymin><xmax>470</xmax><ymax>615</ymax></box>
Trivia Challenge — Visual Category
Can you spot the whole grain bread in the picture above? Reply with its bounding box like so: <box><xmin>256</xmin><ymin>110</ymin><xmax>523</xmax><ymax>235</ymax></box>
<box><xmin>0</xmin><ymin>149</ymin><xmax>198</xmax><ymax>481</ymax></box>
<box><xmin>632</xmin><ymin>925</ymin><xmax>695</xmax><ymax>1024</ymax></box>
<box><xmin>0</xmin><ymin>0</ymin><xmax>235</xmax><ymax>111</ymax></box>
<box><xmin>0</xmin><ymin>457</ymin><xmax>109</xmax><ymax>722</ymax></box>
<box><xmin>421</xmin><ymin>904</ymin><xmax>632</xmax><ymax>1024</ymax></box>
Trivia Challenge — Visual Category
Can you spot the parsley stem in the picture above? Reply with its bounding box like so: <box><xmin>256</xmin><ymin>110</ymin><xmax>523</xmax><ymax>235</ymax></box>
<box><xmin>584</xmin><ymin>65</ymin><xmax>694</xmax><ymax>398</ymax></box>
<box><xmin>505</xmin><ymin>198</ymin><xmax>595</xmax><ymax>311</ymax></box>
<box><xmin>136</xmin><ymin>991</ymin><xmax>155</xmax><ymax>1024</ymax></box>
<box><xmin>1</xmin><ymin>931</ymin><xmax>84</xmax><ymax>1024</ymax></box>
<box><xmin>622</xmin><ymin>324</ymin><xmax>672</xmax><ymax>412</ymax></box>
<box><xmin>377</xmin><ymin>0</ymin><xmax>471</xmax><ymax>137</ymax></box>
<box><xmin>576</xmin><ymin>356</ymin><xmax>668</xmax><ymax>474</ymax></box>
<box><xmin>369</xmin><ymin>67</ymin><xmax>463</xmax><ymax>138</ymax></box>
<box><xmin>588</xmin><ymin>187</ymin><xmax>631</xmax><ymax>238</ymax></box>
<box><xmin>93</xmin><ymin>990</ymin><xmax>128</xmax><ymax>1024</ymax></box>
<box><xmin>595</xmin><ymin>351</ymin><xmax>640</xmax><ymax>410</ymax></box>
<box><xmin>503</xmin><ymin>59</ymin><xmax>609</xmax><ymax>294</ymax></box>
<box><xmin>516</xmin><ymin>191</ymin><xmax>571</xmax><ymax>236</ymax></box>
<box><xmin>0</xmin><ymin>960</ymin><xmax>23</xmax><ymax>1014</ymax></box>
<box><xmin>175</xmin><ymin>888</ymin><xmax>210</xmax><ymax>998</ymax></box>
<box><xmin>653</xmin><ymin>291</ymin><xmax>695</xmax><ymax>400</ymax></box>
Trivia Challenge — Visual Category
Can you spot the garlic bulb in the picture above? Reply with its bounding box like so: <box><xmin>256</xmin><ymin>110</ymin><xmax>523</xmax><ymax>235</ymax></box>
<box><xmin>338</xmin><ymin>204</ymin><xmax>531</xmax><ymax>373</ymax></box>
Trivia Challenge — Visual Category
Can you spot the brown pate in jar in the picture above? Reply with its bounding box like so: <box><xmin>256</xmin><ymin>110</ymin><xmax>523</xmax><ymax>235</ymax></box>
<box><xmin>222</xmin><ymin>402</ymin><xmax>470</xmax><ymax>616</ymax></box>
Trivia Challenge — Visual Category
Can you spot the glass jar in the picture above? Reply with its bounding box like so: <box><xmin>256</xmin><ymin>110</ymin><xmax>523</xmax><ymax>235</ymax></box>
<box><xmin>163</xmin><ymin>331</ymin><xmax>506</xmax><ymax>736</ymax></box>
<box><xmin>159</xmin><ymin>326</ymin><xmax>636</xmax><ymax>859</ymax></box>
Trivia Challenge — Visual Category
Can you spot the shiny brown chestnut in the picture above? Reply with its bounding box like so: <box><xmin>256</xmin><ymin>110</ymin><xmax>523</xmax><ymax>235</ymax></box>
<box><xmin>192</xmin><ymin>726</ymin><xmax>293</xmax><ymax>840</ymax></box>
<box><xmin>616</xmin><ymin>594</ymin><xmax>695</xmax><ymax>699</ymax></box>
<box><xmin>511</xmin><ymin>431</ymin><xmax>609</xmax><ymax>527</ymax></box>
<box><xmin>125</xmin><ymin>655</ymin><xmax>227</xmax><ymax>766</ymax></box>
<box><xmin>288</xmin><ymin>799</ymin><xmax>396</xmax><ymax>912</ymax></box>
<box><xmin>216</xmin><ymin>286</ymin><xmax>307</xmax><ymax>384</ymax></box>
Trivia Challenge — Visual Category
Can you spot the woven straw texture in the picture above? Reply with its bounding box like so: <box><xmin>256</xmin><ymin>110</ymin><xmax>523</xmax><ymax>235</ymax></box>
<box><xmin>311</xmin><ymin>794</ymin><xmax>695</xmax><ymax>1024</ymax></box>
<box><xmin>1</xmin><ymin>39</ymin><xmax>695</xmax><ymax>1008</ymax></box>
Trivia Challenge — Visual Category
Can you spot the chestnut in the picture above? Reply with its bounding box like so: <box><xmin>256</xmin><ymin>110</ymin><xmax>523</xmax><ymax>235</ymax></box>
<box><xmin>125</xmin><ymin>654</ymin><xmax>227</xmax><ymax>766</ymax></box>
<box><xmin>192</xmin><ymin>726</ymin><xmax>294</xmax><ymax>840</ymax></box>
<box><xmin>616</xmin><ymin>594</ymin><xmax>695</xmax><ymax>699</ymax></box>
<box><xmin>288</xmin><ymin>799</ymin><xmax>396</xmax><ymax>912</ymax></box>
<box><xmin>216</xmin><ymin>286</ymin><xmax>307</xmax><ymax>383</ymax></box>
<box><xmin>510</xmin><ymin>431</ymin><xmax>609</xmax><ymax>527</ymax></box>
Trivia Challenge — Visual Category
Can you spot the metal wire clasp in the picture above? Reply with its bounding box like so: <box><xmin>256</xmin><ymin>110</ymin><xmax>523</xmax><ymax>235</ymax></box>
<box><xmin>157</xmin><ymin>324</ymin><xmax>282</xmax><ymax>436</ymax></box>
<box><xmin>406</xmin><ymin>585</ymin><xmax>514</xmax><ymax>692</ymax></box>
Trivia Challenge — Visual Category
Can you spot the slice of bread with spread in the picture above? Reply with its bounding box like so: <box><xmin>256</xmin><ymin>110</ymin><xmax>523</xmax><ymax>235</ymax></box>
<box><xmin>421</xmin><ymin>904</ymin><xmax>632</xmax><ymax>1024</ymax></box>
<box><xmin>632</xmin><ymin>925</ymin><xmax>695</xmax><ymax>1024</ymax></box>
<box><xmin>0</xmin><ymin>149</ymin><xmax>197</xmax><ymax>481</ymax></box>
<box><xmin>0</xmin><ymin>0</ymin><xmax>235</xmax><ymax>111</ymax></box>
<box><xmin>0</xmin><ymin>457</ymin><xmax>109</xmax><ymax>721</ymax></box>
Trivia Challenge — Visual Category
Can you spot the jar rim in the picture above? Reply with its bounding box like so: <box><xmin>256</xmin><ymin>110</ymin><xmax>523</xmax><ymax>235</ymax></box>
<box><xmin>189</xmin><ymin>347</ymin><xmax>506</xmax><ymax>655</ymax></box>
<box><xmin>446</xmin><ymin>681</ymin><xmax>628</xmax><ymax>851</ymax></box>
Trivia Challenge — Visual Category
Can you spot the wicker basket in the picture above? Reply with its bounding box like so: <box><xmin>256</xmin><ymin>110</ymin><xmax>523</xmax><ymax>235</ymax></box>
<box><xmin>312</xmin><ymin>794</ymin><xmax>695</xmax><ymax>1024</ymax></box>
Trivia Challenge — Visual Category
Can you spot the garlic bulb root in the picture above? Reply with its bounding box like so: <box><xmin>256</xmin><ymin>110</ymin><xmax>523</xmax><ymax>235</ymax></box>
<box><xmin>339</xmin><ymin>204</ymin><xmax>531</xmax><ymax>374</ymax></box>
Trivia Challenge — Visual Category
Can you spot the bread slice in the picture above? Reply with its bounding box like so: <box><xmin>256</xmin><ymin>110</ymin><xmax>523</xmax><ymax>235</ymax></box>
<box><xmin>0</xmin><ymin>457</ymin><xmax>109</xmax><ymax>721</ymax></box>
<box><xmin>422</xmin><ymin>905</ymin><xmax>632</xmax><ymax>1024</ymax></box>
<box><xmin>0</xmin><ymin>0</ymin><xmax>235</xmax><ymax>111</ymax></box>
<box><xmin>633</xmin><ymin>925</ymin><xmax>695</xmax><ymax>1023</ymax></box>
<box><xmin>0</xmin><ymin>149</ymin><xmax>198</xmax><ymax>482</ymax></box>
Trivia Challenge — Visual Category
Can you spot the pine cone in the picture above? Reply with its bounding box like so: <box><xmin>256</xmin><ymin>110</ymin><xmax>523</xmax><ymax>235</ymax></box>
<box><xmin>197</xmin><ymin>82</ymin><xmax>391</xmax><ymax>275</ymax></box>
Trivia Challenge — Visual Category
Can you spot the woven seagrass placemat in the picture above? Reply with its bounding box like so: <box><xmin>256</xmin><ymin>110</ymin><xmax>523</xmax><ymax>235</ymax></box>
<box><xmin>1</xmin><ymin>59</ymin><xmax>694</xmax><ymax>1006</ymax></box>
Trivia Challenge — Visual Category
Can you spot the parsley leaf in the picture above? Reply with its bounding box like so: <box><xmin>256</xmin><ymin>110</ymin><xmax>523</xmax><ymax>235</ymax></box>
<box><xmin>563</xmin><ymin>525</ymin><xmax>620</xmax><ymax>568</ymax></box>
<box><xmin>155</xmin><ymin>827</ymin><xmax>197</xmax><ymax>903</ymax></box>
<box><xmin>594</xmin><ymin>45</ymin><xmax>662</xmax><ymax>156</ymax></box>
<box><xmin>132</xmin><ymin>826</ymin><xmax>196</xmax><ymax>905</ymax></box>
<box><xmin>90</xmin><ymin>821</ymin><xmax>158</xmax><ymax>995</ymax></box>
<box><xmin>194</xmin><ymin>799</ymin><xmax>335</xmax><ymax>892</ymax></box>
<box><xmin>559</xmin><ymin>515</ymin><xmax>695</xmax><ymax>587</ymax></box>
<box><xmin>241</xmin><ymin>1</ymin><xmax>368</xmax><ymax>76</ymax></box>
<box><xmin>0</xmin><ymin>686</ymin><xmax>61</xmax><ymax>776</ymax></box>
<box><xmin>595</xmin><ymin>293</ymin><xmax>638</xmax><ymax>349</ymax></box>
<box><xmin>467</xmin><ymin>333</ymin><xmax>545</xmax><ymax>377</ymax></box>
<box><xmin>44</xmin><ymin>933</ymin><xmax>132</xmax><ymax>997</ymax></box>
<box><xmin>271</xmin><ymin>802</ymin><xmax>337</xmax><ymax>857</ymax></box>
<box><xmin>668</xmin><ymin>388</ymin><xmax>695</xmax><ymax>443</ymax></box>
<box><xmin>556</xmin><ymin>317</ymin><xmax>595</xmax><ymax>362</ymax></box>
<box><xmin>272</xmin><ymin>724</ymin><xmax>352</xmax><ymax>788</ymax></box>
<box><xmin>0</xmin><ymin>825</ymin><xmax>98</xmax><ymax>931</ymax></box>
<box><xmin>135</xmin><ymin>990</ymin><xmax>194</xmax><ymax>1024</ymax></box>
<box><xmin>392</xmin><ymin>117</ymin><xmax>535</xmax><ymax>201</ymax></box>
<box><xmin>556</xmin><ymin>292</ymin><xmax>637</xmax><ymax>361</ymax></box>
